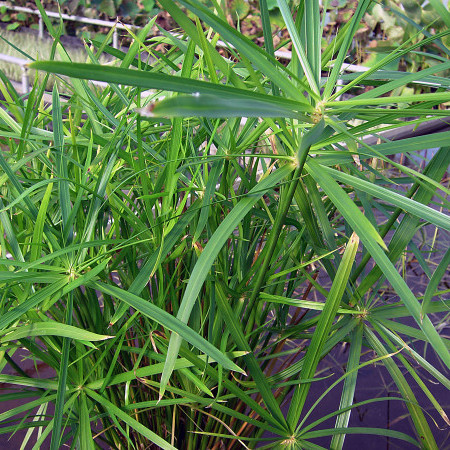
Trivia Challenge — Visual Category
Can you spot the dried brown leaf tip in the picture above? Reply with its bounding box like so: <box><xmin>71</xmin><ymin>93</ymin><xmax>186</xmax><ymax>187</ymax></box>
<box><xmin>137</xmin><ymin>102</ymin><xmax>156</xmax><ymax>117</ymax></box>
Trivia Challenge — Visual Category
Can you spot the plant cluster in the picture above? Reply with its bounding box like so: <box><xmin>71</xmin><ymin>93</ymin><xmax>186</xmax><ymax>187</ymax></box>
<box><xmin>1</xmin><ymin>0</ymin><xmax>158</xmax><ymax>23</ymax></box>
<box><xmin>0</xmin><ymin>0</ymin><xmax>449</xmax><ymax>449</ymax></box>
<box><xmin>363</xmin><ymin>1</ymin><xmax>450</xmax><ymax>80</ymax></box>
<box><xmin>0</xmin><ymin>5</ymin><xmax>29</xmax><ymax>31</ymax></box>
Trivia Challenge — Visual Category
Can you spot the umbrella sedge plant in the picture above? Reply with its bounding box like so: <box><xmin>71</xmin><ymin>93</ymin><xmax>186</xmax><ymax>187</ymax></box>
<box><xmin>0</xmin><ymin>0</ymin><xmax>449</xmax><ymax>448</ymax></box>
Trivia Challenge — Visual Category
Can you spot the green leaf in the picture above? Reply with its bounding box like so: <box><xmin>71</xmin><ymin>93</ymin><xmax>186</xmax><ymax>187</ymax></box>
<box><xmin>141</xmin><ymin>93</ymin><xmax>310</xmax><ymax>119</ymax></box>
<box><xmin>327</xmin><ymin>91</ymin><xmax>450</xmax><ymax>107</ymax></box>
<box><xmin>260</xmin><ymin>294</ymin><xmax>355</xmax><ymax>314</ymax></box>
<box><xmin>323</xmin><ymin>0</ymin><xmax>372</xmax><ymax>99</ymax></box>
<box><xmin>331</xmin><ymin>325</ymin><xmax>363</xmax><ymax>449</ymax></box>
<box><xmin>79</xmin><ymin>393</ymin><xmax>95</xmax><ymax>450</ymax></box>
<box><xmin>29</xmin><ymin>62</ymin><xmax>312</xmax><ymax>112</ymax></box>
<box><xmin>52</xmin><ymin>84</ymin><xmax>71</xmax><ymax>235</ymax></box>
<box><xmin>215</xmin><ymin>284</ymin><xmax>288</xmax><ymax>430</ymax></box>
<box><xmin>275</xmin><ymin>0</ymin><xmax>319</xmax><ymax>94</ymax></box>
<box><xmin>160</xmin><ymin>163</ymin><xmax>294</xmax><ymax>399</ymax></box>
<box><xmin>422</xmin><ymin>248</ymin><xmax>450</xmax><ymax>318</ymax></box>
<box><xmin>0</xmin><ymin>394</ymin><xmax>57</xmax><ymax>422</ymax></box>
<box><xmin>287</xmin><ymin>232</ymin><xmax>360</xmax><ymax>429</ymax></box>
<box><xmin>86</xmin><ymin>352</ymin><xmax>247</xmax><ymax>390</ymax></box>
<box><xmin>0</xmin><ymin>272</ymin><xmax>65</xmax><ymax>283</ymax></box>
<box><xmin>301</xmin><ymin>427</ymin><xmax>420</xmax><ymax>446</ymax></box>
<box><xmin>90</xmin><ymin>281</ymin><xmax>245</xmax><ymax>375</ymax></box>
<box><xmin>0</xmin><ymin>375</ymin><xmax>59</xmax><ymax>391</ymax></box>
<box><xmin>427</xmin><ymin>0</ymin><xmax>450</xmax><ymax>29</ymax></box>
<box><xmin>0</xmin><ymin>322</ymin><xmax>114</xmax><ymax>344</ymax></box>
<box><xmin>85</xmin><ymin>388</ymin><xmax>176</xmax><ymax>450</ymax></box>
<box><xmin>175</xmin><ymin>0</ymin><xmax>311</xmax><ymax>100</ymax></box>
<box><xmin>6</xmin><ymin>22</ymin><xmax>20</xmax><ymax>31</ymax></box>
<box><xmin>30</xmin><ymin>178</ymin><xmax>54</xmax><ymax>263</ymax></box>
<box><xmin>109</xmin><ymin>204</ymin><xmax>199</xmax><ymax>325</ymax></box>
<box><xmin>50</xmin><ymin>292</ymin><xmax>73</xmax><ymax>450</ymax></box>
<box><xmin>365</xmin><ymin>328</ymin><xmax>438</xmax><ymax>448</ymax></box>
<box><xmin>306</xmin><ymin>161</ymin><xmax>387</xmax><ymax>250</ymax></box>
<box><xmin>0</xmin><ymin>279</ymin><xmax>69</xmax><ymax>331</ymax></box>
<box><xmin>306</xmin><ymin>159</ymin><xmax>450</xmax><ymax>368</ymax></box>
<box><xmin>321</xmin><ymin>165</ymin><xmax>450</xmax><ymax>232</ymax></box>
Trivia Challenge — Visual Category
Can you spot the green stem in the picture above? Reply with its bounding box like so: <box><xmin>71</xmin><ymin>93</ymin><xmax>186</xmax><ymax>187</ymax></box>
<box><xmin>244</xmin><ymin>119</ymin><xmax>325</xmax><ymax>336</ymax></box>
<box><xmin>244</xmin><ymin>158</ymin><xmax>305</xmax><ymax>333</ymax></box>
<box><xmin>50</xmin><ymin>292</ymin><xmax>73</xmax><ymax>450</ymax></box>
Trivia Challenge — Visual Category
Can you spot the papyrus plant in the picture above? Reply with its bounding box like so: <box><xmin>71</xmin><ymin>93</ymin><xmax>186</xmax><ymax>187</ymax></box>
<box><xmin>0</xmin><ymin>0</ymin><xmax>449</xmax><ymax>448</ymax></box>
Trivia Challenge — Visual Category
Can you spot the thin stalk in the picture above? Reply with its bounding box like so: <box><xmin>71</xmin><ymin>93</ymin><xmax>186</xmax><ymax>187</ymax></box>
<box><xmin>50</xmin><ymin>292</ymin><xmax>73</xmax><ymax>450</ymax></box>
<box><xmin>243</xmin><ymin>125</ymin><xmax>318</xmax><ymax>332</ymax></box>
<box><xmin>244</xmin><ymin>165</ymin><xmax>301</xmax><ymax>332</ymax></box>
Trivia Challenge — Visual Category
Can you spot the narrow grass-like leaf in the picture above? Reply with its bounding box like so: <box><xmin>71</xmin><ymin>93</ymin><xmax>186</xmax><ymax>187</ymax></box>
<box><xmin>322</xmin><ymin>0</ymin><xmax>372</xmax><ymax>99</ymax></box>
<box><xmin>301</xmin><ymin>0</ymin><xmax>321</xmax><ymax>88</ymax></box>
<box><xmin>322</xmin><ymin>166</ymin><xmax>450</xmax><ymax>231</ymax></box>
<box><xmin>306</xmin><ymin>162</ymin><xmax>387</xmax><ymax>250</ymax></box>
<box><xmin>0</xmin><ymin>273</ymin><xmax>65</xmax><ymax>283</ymax></box>
<box><xmin>0</xmin><ymin>375</ymin><xmax>59</xmax><ymax>391</ymax></box>
<box><xmin>0</xmin><ymin>279</ymin><xmax>68</xmax><ymax>331</ymax></box>
<box><xmin>260</xmin><ymin>294</ymin><xmax>354</xmax><ymax>314</ymax></box>
<box><xmin>52</xmin><ymin>84</ymin><xmax>71</xmax><ymax>234</ymax></box>
<box><xmin>90</xmin><ymin>281</ymin><xmax>244</xmax><ymax>375</ymax></box>
<box><xmin>422</xmin><ymin>248</ymin><xmax>450</xmax><ymax>318</ymax></box>
<box><xmin>161</xmin><ymin>164</ymin><xmax>293</xmax><ymax>399</ymax></box>
<box><xmin>372</xmin><ymin>320</ymin><xmax>450</xmax><ymax>427</ymax></box>
<box><xmin>2</xmin><ymin>2</ymin><xmax>449</xmax><ymax>446</ymax></box>
<box><xmin>85</xmin><ymin>388</ymin><xmax>175</xmax><ymax>449</ymax></box>
<box><xmin>31</xmin><ymin>392</ymin><xmax>79</xmax><ymax>450</ymax></box>
<box><xmin>86</xmin><ymin>352</ymin><xmax>247</xmax><ymax>389</ymax></box>
<box><xmin>352</xmin><ymin>61</ymin><xmax>450</xmax><ymax>100</ymax></box>
<box><xmin>79</xmin><ymin>393</ymin><xmax>95</xmax><ymax>450</ymax></box>
<box><xmin>327</xmin><ymin>91</ymin><xmax>450</xmax><ymax>108</ymax></box>
<box><xmin>30</xmin><ymin>178</ymin><xmax>54</xmax><ymax>263</ymax></box>
<box><xmin>0</xmin><ymin>322</ymin><xmax>113</xmax><ymax>343</ymax></box>
<box><xmin>327</xmin><ymin>29</ymin><xmax>450</xmax><ymax>101</ymax></box>
<box><xmin>215</xmin><ymin>284</ymin><xmax>289</xmax><ymax>430</ymax></box>
<box><xmin>109</xmin><ymin>204</ymin><xmax>199</xmax><ymax>325</ymax></box>
<box><xmin>427</xmin><ymin>0</ymin><xmax>450</xmax><ymax>28</ymax></box>
<box><xmin>287</xmin><ymin>232</ymin><xmax>359</xmax><ymax>429</ymax></box>
<box><xmin>302</xmin><ymin>427</ymin><xmax>420</xmax><ymax>446</ymax></box>
<box><xmin>50</xmin><ymin>291</ymin><xmax>72</xmax><ymax>450</ymax></box>
<box><xmin>0</xmin><ymin>394</ymin><xmax>57</xmax><ymax>422</ymax></box>
<box><xmin>317</xmin><ymin>132</ymin><xmax>450</xmax><ymax>166</ymax></box>
<box><xmin>143</xmin><ymin>93</ymin><xmax>310</xmax><ymax>119</ymax></box>
<box><xmin>365</xmin><ymin>328</ymin><xmax>437</xmax><ymax>448</ymax></box>
<box><xmin>175</xmin><ymin>0</ymin><xmax>312</xmax><ymax>100</ymax></box>
<box><xmin>307</xmin><ymin>159</ymin><xmax>450</xmax><ymax>368</ymax></box>
<box><xmin>276</xmin><ymin>0</ymin><xmax>319</xmax><ymax>94</ymax></box>
<box><xmin>331</xmin><ymin>324</ymin><xmax>363</xmax><ymax>449</ymax></box>
<box><xmin>29</xmin><ymin>62</ymin><xmax>312</xmax><ymax>112</ymax></box>
<box><xmin>156</xmin><ymin>0</ymin><xmax>247</xmax><ymax>90</ymax></box>
<box><xmin>386</xmin><ymin>3</ymin><xmax>450</xmax><ymax>56</ymax></box>
<box><xmin>370</xmin><ymin>323</ymin><xmax>450</xmax><ymax>390</ymax></box>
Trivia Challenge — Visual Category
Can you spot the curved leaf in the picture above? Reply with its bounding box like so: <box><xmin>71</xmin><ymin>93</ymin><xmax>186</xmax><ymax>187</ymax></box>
<box><xmin>0</xmin><ymin>322</ymin><xmax>113</xmax><ymax>343</ymax></box>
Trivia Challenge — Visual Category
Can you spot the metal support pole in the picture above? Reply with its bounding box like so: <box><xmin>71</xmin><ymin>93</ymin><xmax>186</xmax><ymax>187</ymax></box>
<box><xmin>39</xmin><ymin>16</ymin><xmax>44</xmax><ymax>39</ymax></box>
<box><xmin>21</xmin><ymin>66</ymin><xmax>29</xmax><ymax>94</ymax></box>
<box><xmin>113</xmin><ymin>28</ymin><xmax>118</xmax><ymax>49</ymax></box>
<box><xmin>335</xmin><ymin>78</ymin><xmax>344</xmax><ymax>102</ymax></box>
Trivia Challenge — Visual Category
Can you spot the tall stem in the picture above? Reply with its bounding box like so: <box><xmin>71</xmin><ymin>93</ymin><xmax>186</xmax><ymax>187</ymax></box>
<box><xmin>243</xmin><ymin>136</ymin><xmax>313</xmax><ymax>332</ymax></box>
